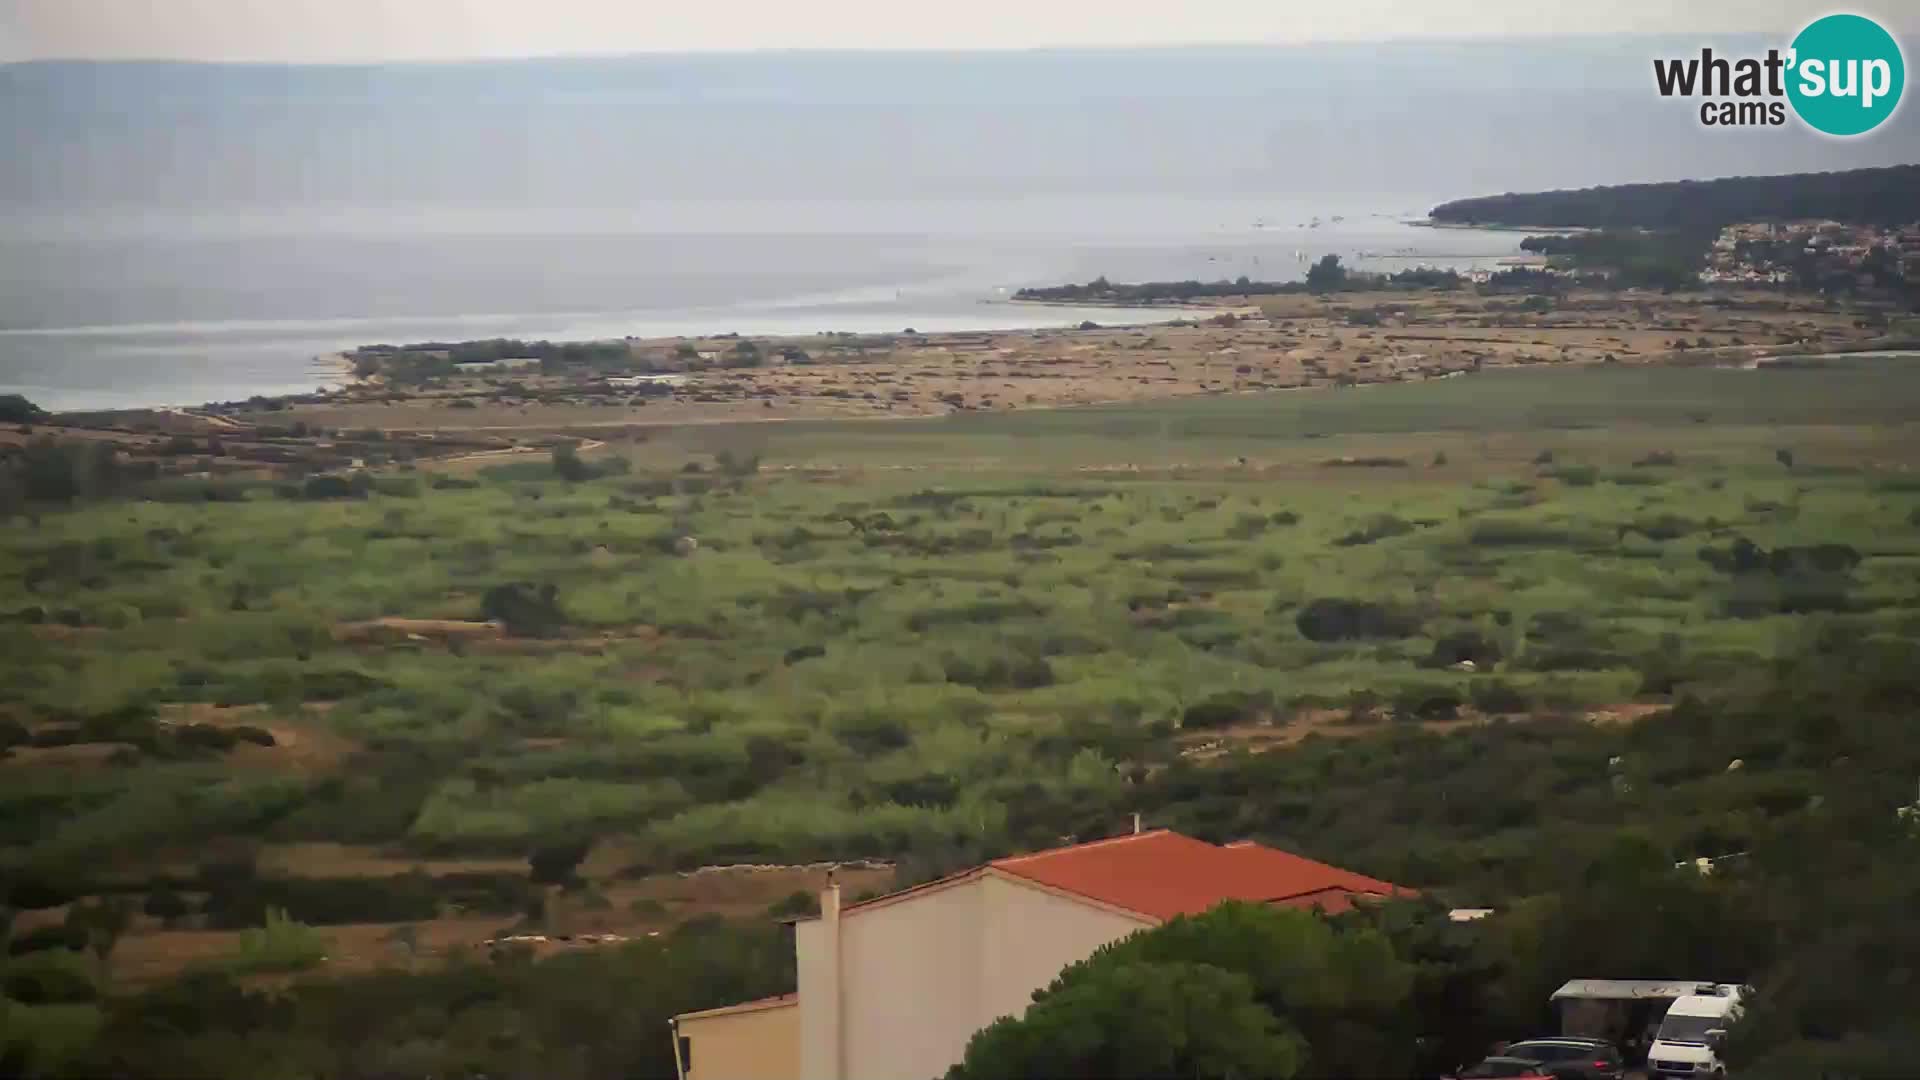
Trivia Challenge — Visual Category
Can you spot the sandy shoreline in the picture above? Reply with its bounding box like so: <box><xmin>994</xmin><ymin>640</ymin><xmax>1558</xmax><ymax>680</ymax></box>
<box><xmin>20</xmin><ymin>284</ymin><xmax>1903</xmax><ymax>490</ymax></box>
<box><xmin>226</xmin><ymin>287</ymin><xmax>1891</xmax><ymax>432</ymax></box>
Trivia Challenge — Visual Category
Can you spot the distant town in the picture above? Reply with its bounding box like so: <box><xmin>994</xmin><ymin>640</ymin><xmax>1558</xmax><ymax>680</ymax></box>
<box><xmin>1703</xmin><ymin>219</ymin><xmax>1920</xmax><ymax>288</ymax></box>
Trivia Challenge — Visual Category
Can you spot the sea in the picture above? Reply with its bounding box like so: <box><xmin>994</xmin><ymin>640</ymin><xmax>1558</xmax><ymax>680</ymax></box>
<box><xmin>4</xmin><ymin>40</ymin><xmax>1917</xmax><ymax>410</ymax></box>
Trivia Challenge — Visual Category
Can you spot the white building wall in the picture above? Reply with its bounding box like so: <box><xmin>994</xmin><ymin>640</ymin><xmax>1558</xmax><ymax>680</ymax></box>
<box><xmin>799</xmin><ymin>877</ymin><xmax>986</xmax><ymax>1080</ymax></box>
<box><xmin>978</xmin><ymin>874</ymin><xmax>1152</xmax><ymax>1026</ymax></box>
<box><xmin>796</xmin><ymin>873</ymin><xmax>1152</xmax><ymax>1080</ymax></box>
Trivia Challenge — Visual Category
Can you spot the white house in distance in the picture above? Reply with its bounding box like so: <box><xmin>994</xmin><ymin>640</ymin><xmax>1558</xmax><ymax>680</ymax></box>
<box><xmin>670</xmin><ymin>828</ymin><xmax>1412</xmax><ymax>1080</ymax></box>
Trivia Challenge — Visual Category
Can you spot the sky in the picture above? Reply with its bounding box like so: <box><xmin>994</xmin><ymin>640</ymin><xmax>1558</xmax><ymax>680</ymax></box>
<box><xmin>5</xmin><ymin>0</ymin><xmax>1916</xmax><ymax>62</ymax></box>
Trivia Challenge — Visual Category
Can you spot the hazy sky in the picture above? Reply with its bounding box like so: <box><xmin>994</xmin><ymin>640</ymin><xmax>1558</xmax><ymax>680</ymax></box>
<box><xmin>5</xmin><ymin>0</ymin><xmax>1914</xmax><ymax>62</ymax></box>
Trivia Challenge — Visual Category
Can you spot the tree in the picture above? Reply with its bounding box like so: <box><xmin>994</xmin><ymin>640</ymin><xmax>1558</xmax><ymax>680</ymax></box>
<box><xmin>480</xmin><ymin>582</ymin><xmax>566</xmax><ymax>638</ymax></box>
<box><xmin>949</xmin><ymin>903</ymin><xmax>1416</xmax><ymax>1080</ymax></box>
<box><xmin>0</xmin><ymin>394</ymin><xmax>46</xmax><ymax>424</ymax></box>
<box><xmin>948</xmin><ymin>961</ymin><xmax>1305</xmax><ymax>1080</ymax></box>
<box><xmin>142</xmin><ymin>887</ymin><xmax>190</xmax><ymax>927</ymax></box>
<box><xmin>1306</xmin><ymin>255</ymin><xmax>1348</xmax><ymax>294</ymax></box>
<box><xmin>715</xmin><ymin>448</ymin><xmax>761</xmax><ymax>477</ymax></box>
<box><xmin>552</xmin><ymin>444</ymin><xmax>593</xmax><ymax>482</ymax></box>
<box><xmin>528</xmin><ymin>840</ymin><xmax>592</xmax><ymax>887</ymax></box>
<box><xmin>300</xmin><ymin>473</ymin><xmax>362</xmax><ymax>500</ymax></box>
<box><xmin>17</xmin><ymin>439</ymin><xmax>125</xmax><ymax>503</ymax></box>
<box><xmin>721</xmin><ymin>341</ymin><xmax>764</xmax><ymax>369</ymax></box>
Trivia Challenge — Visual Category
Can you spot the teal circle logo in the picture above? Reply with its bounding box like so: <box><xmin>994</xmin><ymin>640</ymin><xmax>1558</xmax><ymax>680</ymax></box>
<box><xmin>1787</xmin><ymin>14</ymin><xmax>1905</xmax><ymax>136</ymax></box>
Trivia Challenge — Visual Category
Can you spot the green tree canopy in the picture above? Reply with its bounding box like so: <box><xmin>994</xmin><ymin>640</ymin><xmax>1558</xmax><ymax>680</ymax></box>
<box><xmin>948</xmin><ymin>902</ymin><xmax>1417</xmax><ymax>1080</ymax></box>
<box><xmin>0</xmin><ymin>394</ymin><xmax>46</xmax><ymax>424</ymax></box>
<box><xmin>949</xmin><ymin>960</ymin><xmax>1304</xmax><ymax>1080</ymax></box>
<box><xmin>1306</xmin><ymin>254</ymin><xmax>1348</xmax><ymax>294</ymax></box>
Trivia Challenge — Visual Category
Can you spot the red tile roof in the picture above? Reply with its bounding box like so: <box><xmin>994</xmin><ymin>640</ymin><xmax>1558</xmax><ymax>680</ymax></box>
<box><xmin>1221</xmin><ymin>839</ymin><xmax>1405</xmax><ymax>898</ymax></box>
<box><xmin>987</xmin><ymin>829</ymin><xmax>1410</xmax><ymax>921</ymax></box>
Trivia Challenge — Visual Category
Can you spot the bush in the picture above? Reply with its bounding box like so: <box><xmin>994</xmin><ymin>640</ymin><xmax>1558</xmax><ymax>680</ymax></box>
<box><xmin>370</xmin><ymin>476</ymin><xmax>421</xmax><ymax>498</ymax></box>
<box><xmin>1608</xmin><ymin>471</ymin><xmax>1664</xmax><ymax>487</ymax></box>
<box><xmin>1181</xmin><ymin>692</ymin><xmax>1271</xmax><ymax>731</ymax></box>
<box><xmin>299</xmin><ymin>473</ymin><xmax>369</xmax><ymax>500</ymax></box>
<box><xmin>480</xmin><ymin>582</ymin><xmax>567</xmax><ymax>637</ymax></box>
<box><xmin>1225</xmin><ymin>513</ymin><xmax>1270</xmax><ymax>540</ymax></box>
<box><xmin>1466</xmin><ymin>520</ymin><xmax>1583</xmax><ymax>548</ymax></box>
<box><xmin>552</xmin><ymin>444</ymin><xmax>593</xmax><ymax>482</ymax></box>
<box><xmin>1295</xmin><ymin>598</ymin><xmax>1418</xmax><ymax>641</ymax></box>
<box><xmin>766</xmin><ymin>890</ymin><xmax>820</xmax><ymax>919</ymax></box>
<box><xmin>1468</xmin><ymin>679</ymin><xmax>1532</xmax><ymax>714</ymax></box>
<box><xmin>1</xmin><ymin>948</ymin><xmax>99</xmax><ymax>1005</ymax></box>
<box><xmin>1392</xmin><ymin>687</ymin><xmax>1463</xmax><ymax>721</ymax></box>
<box><xmin>221</xmin><ymin>908</ymin><xmax>328</xmax><ymax>974</ymax></box>
<box><xmin>1540</xmin><ymin>463</ymin><xmax>1598</xmax><ymax>486</ymax></box>
<box><xmin>202</xmin><ymin>874</ymin><xmax>440</xmax><ymax>928</ymax></box>
<box><xmin>1335</xmin><ymin>515</ymin><xmax>1417</xmax><ymax>546</ymax></box>
<box><xmin>830</xmin><ymin>711</ymin><xmax>913</xmax><ymax>753</ymax></box>
<box><xmin>1424</xmin><ymin>630</ymin><xmax>1504</xmax><ymax>669</ymax></box>
<box><xmin>783</xmin><ymin>644</ymin><xmax>827</xmax><ymax>665</ymax></box>
<box><xmin>942</xmin><ymin>653</ymin><xmax>1055</xmax><ymax>691</ymax></box>
<box><xmin>143</xmin><ymin>886</ymin><xmax>191</xmax><ymax>924</ymax></box>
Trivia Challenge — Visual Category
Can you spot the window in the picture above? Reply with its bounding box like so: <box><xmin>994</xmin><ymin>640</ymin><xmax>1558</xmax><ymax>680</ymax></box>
<box><xmin>1461</xmin><ymin>1061</ymin><xmax>1541</xmax><ymax>1078</ymax></box>
<box><xmin>1656</xmin><ymin>1013</ymin><xmax>1723</xmax><ymax>1044</ymax></box>
<box><xmin>1509</xmin><ymin>1043</ymin><xmax>1584</xmax><ymax>1062</ymax></box>
<box><xmin>679</xmin><ymin>1034</ymin><xmax>693</xmax><ymax>1075</ymax></box>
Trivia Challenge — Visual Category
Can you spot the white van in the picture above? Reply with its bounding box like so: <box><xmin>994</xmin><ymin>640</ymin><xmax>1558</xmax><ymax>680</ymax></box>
<box><xmin>1648</xmin><ymin>984</ymin><xmax>1745</xmax><ymax>1077</ymax></box>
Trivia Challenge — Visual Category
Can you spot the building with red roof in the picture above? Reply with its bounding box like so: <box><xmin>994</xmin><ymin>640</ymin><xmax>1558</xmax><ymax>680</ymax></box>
<box><xmin>671</xmin><ymin>828</ymin><xmax>1411</xmax><ymax>1080</ymax></box>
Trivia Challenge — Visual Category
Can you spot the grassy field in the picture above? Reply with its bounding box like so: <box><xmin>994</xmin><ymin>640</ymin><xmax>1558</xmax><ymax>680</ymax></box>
<box><xmin>5</xmin><ymin>354</ymin><xmax>1920</xmax><ymax>980</ymax></box>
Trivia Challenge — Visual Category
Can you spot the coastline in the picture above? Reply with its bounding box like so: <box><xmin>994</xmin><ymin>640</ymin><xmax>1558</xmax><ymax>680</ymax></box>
<box><xmin>29</xmin><ymin>283</ymin><xmax>1903</xmax><ymax>427</ymax></box>
<box><xmin>8</xmin><ymin>282</ymin><xmax>1905</xmax><ymax>494</ymax></box>
<box><xmin>3</xmin><ymin>302</ymin><xmax>1195</xmax><ymax>414</ymax></box>
<box><xmin>1408</xmin><ymin>219</ymin><xmax>1594</xmax><ymax>234</ymax></box>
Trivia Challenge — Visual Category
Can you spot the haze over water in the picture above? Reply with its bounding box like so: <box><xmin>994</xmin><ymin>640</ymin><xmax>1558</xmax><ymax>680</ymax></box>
<box><xmin>3</xmin><ymin>39</ymin><xmax>1916</xmax><ymax>409</ymax></box>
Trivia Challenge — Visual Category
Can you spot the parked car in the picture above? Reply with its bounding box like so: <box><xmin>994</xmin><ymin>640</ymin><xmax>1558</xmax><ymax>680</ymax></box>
<box><xmin>1501</xmin><ymin>1036</ymin><xmax>1627</xmax><ymax>1080</ymax></box>
<box><xmin>1447</xmin><ymin>1056</ymin><xmax>1554</xmax><ymax>1079</ymax></box>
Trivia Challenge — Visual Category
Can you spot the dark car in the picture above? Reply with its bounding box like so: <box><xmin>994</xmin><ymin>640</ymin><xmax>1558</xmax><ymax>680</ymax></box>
<box><xmin>1447</xmin><ymin>1056</ymin><xmax>1553</xmax><ymax>1079</ymax></box>
<box><xmin>1501</xmin><ymin>1037</ymin><xmax>1627</xmax><ymax>1080</ymax></box>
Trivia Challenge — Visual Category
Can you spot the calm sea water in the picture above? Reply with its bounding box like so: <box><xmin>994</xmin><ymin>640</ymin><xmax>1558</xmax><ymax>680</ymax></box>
<box><xmin>0</xmin><ymin>201</ymin><xmax>1522</xmax><ymax>410</ymax></box>
<box><xmin>4</xmin><ymin>42</ymin><xmax>1915</xmax><ymax>410</ymax></box>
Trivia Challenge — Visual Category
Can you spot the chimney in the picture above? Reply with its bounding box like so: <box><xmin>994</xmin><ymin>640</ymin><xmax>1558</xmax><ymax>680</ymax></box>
<box><xmin>1132</xmin><ymin>812</ymin><xmax>1142</xmax><ymax>835</ymax></box>
<box><xmin>820</xmin><ymin>873</ymin><xmax>844</xmax><ymax>1079</ymax></box>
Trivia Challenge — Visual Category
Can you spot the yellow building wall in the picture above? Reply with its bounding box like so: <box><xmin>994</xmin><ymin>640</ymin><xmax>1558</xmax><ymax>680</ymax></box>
<box><xmin>681</xmin><ymin>1001</ymin><xmax>799</xmax><ymax>1080</ymax></box>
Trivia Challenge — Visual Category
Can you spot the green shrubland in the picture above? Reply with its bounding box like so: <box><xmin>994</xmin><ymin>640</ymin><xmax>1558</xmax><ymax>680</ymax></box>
<box><xmin>5</xmin><ymin>358</ymin><xmax>1920</xmax><ymax>1074</ymax></box>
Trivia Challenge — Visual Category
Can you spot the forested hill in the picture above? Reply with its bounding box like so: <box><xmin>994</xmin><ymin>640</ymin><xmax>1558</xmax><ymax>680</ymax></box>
<box><xmin>1429</xmin><ymin>165</ymin><xmax>1920</xmax><ymax>228</ymax></box>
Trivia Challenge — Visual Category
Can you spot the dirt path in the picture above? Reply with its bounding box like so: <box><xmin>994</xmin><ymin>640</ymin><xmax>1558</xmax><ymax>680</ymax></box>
<box><xmin>417</xmin><ymin>437</ymin><xmax>607</xmax><ymax>473</ymax></box>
